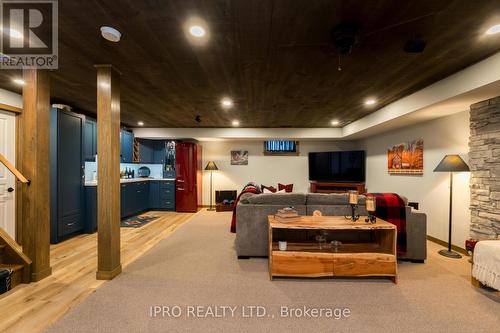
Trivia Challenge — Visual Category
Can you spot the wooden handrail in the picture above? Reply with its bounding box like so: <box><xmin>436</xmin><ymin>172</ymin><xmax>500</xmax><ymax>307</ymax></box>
<box><xmin>0</xmin><ymin>153</ymin><xmax>29</xmax><ymax>184</ymax></box>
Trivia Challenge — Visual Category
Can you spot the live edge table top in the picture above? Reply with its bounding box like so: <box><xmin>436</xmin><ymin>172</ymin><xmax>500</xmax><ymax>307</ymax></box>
<box><xmin>268</xmin><ymin>215</ymin><xmax>396</xmax><ymax>231</ymax></box>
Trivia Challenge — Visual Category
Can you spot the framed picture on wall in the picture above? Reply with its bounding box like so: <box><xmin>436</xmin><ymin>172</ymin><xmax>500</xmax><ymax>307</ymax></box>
<box><xmin>231</xmin><ymin>150</ymin><xmax>248</xmax><ymax>165</ymax></box>
<box><xmin>388</xmin><ymin>139</ymin><xmax>424</xmax><ymax>175</ymax></box>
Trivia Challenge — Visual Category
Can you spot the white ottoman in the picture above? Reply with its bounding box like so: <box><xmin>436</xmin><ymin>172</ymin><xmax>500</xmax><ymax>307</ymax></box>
<box><xmin>472</xmin><ymin>240</ymin><xmax>500</xmax><ymax>291</ymax></box>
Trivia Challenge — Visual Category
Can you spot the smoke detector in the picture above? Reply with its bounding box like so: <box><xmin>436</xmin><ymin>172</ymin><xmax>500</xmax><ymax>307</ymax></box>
<box><xmin>100</xmin><ymin>26</ymin><xmax>121</xmax><ymax>42</ymax></box>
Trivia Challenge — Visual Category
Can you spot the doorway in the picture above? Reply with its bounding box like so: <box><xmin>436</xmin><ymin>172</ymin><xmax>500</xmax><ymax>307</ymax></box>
<box><xmin>0</xmin><ymin>110</ymin><xmax>16</xmax><ymax>238</ymax></box>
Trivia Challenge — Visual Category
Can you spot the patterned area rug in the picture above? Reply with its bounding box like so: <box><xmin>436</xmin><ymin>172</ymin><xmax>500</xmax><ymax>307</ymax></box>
<box><xmin>121</xmin><ymin>214</ymin><xmax>160</xmax><ymax>228</ymax></box>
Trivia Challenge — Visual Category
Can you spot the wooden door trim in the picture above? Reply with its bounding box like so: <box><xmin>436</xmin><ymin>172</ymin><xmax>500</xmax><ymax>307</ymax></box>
<box><xmin>0</xmin><ymin>103</ymin><xmax>22</xmax><ymax>114</ymax></box>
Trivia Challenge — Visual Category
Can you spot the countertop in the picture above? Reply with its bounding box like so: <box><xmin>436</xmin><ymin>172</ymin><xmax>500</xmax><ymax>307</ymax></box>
<box><xmin>84</xmin><ymin>177</ymin><xmax>175</xmax><ymax>187</ymax></box>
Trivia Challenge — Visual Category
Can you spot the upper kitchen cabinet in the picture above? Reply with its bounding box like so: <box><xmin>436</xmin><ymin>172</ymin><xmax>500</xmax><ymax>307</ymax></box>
<box><xmin>137</xmin><ymin>138</ymin><xmax>154</xmax><ymax>164</ymax></box>
<box><xmin>83</xmin><ymin>117</ymin><xmax>97</xmax><ymax>161</ymax></box>
<box><xmin>153</xmin><ymin>140</ymin><xmax>167</xmax><ymax>164</ymax></box>
<box><xmin>134</xmin><ymin>139</ymin><xmax>169</xmax><ymax>164</ymax></box>
<box><xmin>120</xmin><ymin>129</ymin><xmax>134</xmax><ymax>163</ymax></box>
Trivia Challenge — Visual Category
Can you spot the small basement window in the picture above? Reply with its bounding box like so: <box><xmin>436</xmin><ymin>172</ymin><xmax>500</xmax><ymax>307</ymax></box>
<box><xmin>263</xmin><ymin>140</ymin><xmax>299</xmax><ymax>156</ymax></box>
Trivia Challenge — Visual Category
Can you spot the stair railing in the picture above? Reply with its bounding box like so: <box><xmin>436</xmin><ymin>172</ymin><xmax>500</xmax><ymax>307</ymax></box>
<box><xmin>0</xmin><ymin>153</ymin><xmax>30</xmax><ymax>185</ymax></box>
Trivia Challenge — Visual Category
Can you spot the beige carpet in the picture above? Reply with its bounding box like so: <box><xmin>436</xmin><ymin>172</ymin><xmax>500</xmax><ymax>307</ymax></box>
<box><xmin>47</xmin><ymin>210</ymin><xmax>500</xmax><ymax>332</ymax></box>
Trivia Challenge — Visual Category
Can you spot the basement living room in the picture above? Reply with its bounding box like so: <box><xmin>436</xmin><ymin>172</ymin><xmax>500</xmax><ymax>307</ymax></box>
<box><xmin>0</xmin><ymin>1</ymin><xmax>499</xmax><ymax>332</ymax></box>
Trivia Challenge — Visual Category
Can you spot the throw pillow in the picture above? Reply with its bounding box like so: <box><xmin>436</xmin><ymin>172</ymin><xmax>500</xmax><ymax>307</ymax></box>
<box><xmin>278</xmin><ymin>183</ymin><xmax>293</xmax><ymax>193</ymax></box>
<box><xmin>244</xmin><ymin>182</ymin><xmax>261</xmax><ymax>194</ymax></box>
<box><xmin>261</xmin><ymin>184</ymin><xmax>277</xmax><ymax>193</ymax></box>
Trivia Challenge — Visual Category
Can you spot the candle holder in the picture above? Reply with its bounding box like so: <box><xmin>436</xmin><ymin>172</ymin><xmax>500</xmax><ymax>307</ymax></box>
<box><xmin>365</xmin><ymin>195</ymin><xmax>377</xmax><ymax>224</ymax></box>
<box><xmin>345</xmin><ymin>190</ymin><xmax>360</xmax><ymax>221</ymax></box>
<box><xmin>349</xmin><ymin>204</ymin><xmax>360</xmax><ymax>221</ymax></box>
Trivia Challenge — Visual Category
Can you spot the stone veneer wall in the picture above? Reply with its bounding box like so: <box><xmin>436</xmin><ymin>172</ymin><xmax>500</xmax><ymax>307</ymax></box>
<box><xmin>469</xmin><ymin>96</ymin><xmax>500</xmax><ymax>240</ymax></box>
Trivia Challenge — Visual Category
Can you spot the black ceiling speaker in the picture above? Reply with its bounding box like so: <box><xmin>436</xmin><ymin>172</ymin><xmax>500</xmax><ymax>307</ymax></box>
<box><xmin>330</xmin><ymin>22</ymin><xmax>359</xmax><ymax>55</ymax></box>
<box><xmin>404</xmin><ymin>39</ymin><xmax>426</xmax><ymax>53</ymax></box>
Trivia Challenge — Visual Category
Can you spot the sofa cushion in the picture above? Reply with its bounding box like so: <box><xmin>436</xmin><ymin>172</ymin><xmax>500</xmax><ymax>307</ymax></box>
<box><xmin>307</xmin><ymin>193</ymin><xmax>366</xmax><ymax>205</ymax></box>
<box><xmin>239</xmin><ymin>192</ymin><xmax>257</xmax><ymax>204</ymax></box>
<box><xmin>245</xmin><ymin>193</ymin><xmax>306</xmax><ymax>205</ymax></box>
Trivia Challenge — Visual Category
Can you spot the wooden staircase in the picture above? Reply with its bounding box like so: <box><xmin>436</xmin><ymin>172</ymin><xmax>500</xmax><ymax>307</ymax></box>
<box><xmin>0</xmin><ymin>152</ymin><xmax>33</xmax><ymax>293</ymax></box>
<box><xmin>0</xmin><ymin>228</ymin><xmax>31</xmax><ymax>294</ymax></box>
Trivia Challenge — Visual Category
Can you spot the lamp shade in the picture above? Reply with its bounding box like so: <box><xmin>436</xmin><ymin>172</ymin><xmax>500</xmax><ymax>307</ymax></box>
<box><xmin>433</xmin><ymin>155</ymin><xmax>470</xmax><ymax>172</ymax></box>
<box><xmin>205</xmin><ymin>161</ymin><xmax>219</xmax><ymax>171</ymax></box>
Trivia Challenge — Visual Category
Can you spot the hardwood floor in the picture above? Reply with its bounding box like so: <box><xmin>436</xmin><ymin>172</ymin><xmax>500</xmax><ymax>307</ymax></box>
<box><xmin>0</xmin><ymin>211</ymin><xmax>195</xmax><ymax>333</ymax></box>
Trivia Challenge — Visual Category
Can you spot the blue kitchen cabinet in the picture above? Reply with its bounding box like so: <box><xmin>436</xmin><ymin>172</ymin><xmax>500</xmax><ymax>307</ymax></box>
<box><xmin>158</xmin><ymin>181</ymin><xmax>175</xmax><ymax>210</ymax></box>
<box><xmin>137</xmin><ymin>139</ymin><xmax>166</xmax><ymax>164</ymax></box>
<box><xmin>137</xmin><ymin>139</ymin><xmax>154</xmax><ymax>164</ymax></box>
<box><xmin>149</xmin><ymin>181</ymin><xmax>160</xmax><ymax>208</ymax></box>
<box><xmin>85</xmin><ymin>122</ymin><xmax>132</xmax><ymax>163</ymax></box>
<box><xmin>120</xmin><ymin>129</ymin><xmax>134</xmax><ymax>163</ymax></box>
<box><xmin>153</xmin><ymin>140</ymin><xmax>166</xmax><ymax>164</ymax></box>
<box><xmin>120</xmin><ymin>182</ymin><xmax>135</xmax><ymax>218</ymax></box>
<box><xmin>149</xmin><ymin>180</ymin><xmax>175</xmax><ymax>210</ymax></box>
<box><xmin>122</xmin><ymin>181</ymin><xmax>149</xmax><ymax>218</ymax></box>
<box><xmin>85</xmin><ymin>186</ymin><xmax>97</xmax><ymax>233</ymax></box>
<box><xmin>50</xmin><ymin>108</ymin><xmax>85</xmax><ymax>243</ymax></box>
<box><xmin>83</xmin><ymin>117</ymin><xmax>97</xmax><ymax>161</ymax></box>
<box><xmin>135</xmin><ymin>181</ymin><xmax>149</xmax><ymax>212</ymax></box>
<box><xmin>84</xmin><ymin>180</ymin><xmax>176</xmax><ymax>233</ymax></box>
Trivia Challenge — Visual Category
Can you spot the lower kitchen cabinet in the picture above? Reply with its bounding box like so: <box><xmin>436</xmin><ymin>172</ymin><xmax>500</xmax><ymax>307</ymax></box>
<box><xmin>120</xmin><ymin>183</ymin><xmax>135</xmax><ymax>218</ymax></box>
<box><xmin>149</xmin><ymin>181</ymin><xmax>160</xmax><ymax>208</ymax></box>
<box><xmin>85</xmin><ymin>180</ymin><xmax>176</xmax><ymax>233</ymax></box>
<box><xmin>159</xmin><ymin>181</ymin><xmax>175</xmax><ymax>209</ymax></box>
<box><xmin>144</xmin><ymin>180</ymin><xmax>175</xmax><ymax>210</ymax></box>
<box><xmin>84</xmin><ymin>186</ymin><xmax>97</xmax><ymax>233</ymax></box>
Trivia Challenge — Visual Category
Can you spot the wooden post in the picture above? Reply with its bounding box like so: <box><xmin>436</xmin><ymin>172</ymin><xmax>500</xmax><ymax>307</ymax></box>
<box><xmin>95</xmin><ymin>65</ymin><xmax>122</xmax><ymax>280</ymax></box>
<box><xmin>19</xmin><ymin>69</ymin><xmax>52</xmax><ymax>281</ymax></box>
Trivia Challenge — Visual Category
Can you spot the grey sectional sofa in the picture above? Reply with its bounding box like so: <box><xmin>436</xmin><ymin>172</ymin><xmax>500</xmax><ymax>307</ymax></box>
<box><xmin>235</xmin><ymin>192</ymin><xmax>427</xmax><ymax>262</ymax></box>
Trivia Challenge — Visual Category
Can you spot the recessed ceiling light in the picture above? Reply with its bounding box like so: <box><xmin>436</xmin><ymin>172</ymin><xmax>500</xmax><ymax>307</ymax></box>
<box><xmin>189</xmin><ymin>25</ymin><xmax>206</xmax><ymax>38</ymax></box>
<box><xmin>486</xmin><ymin>24</ymin><xmax>500</xmax><ymax>35</ymax></box>
<box><xmin>232</xmin><ymin>120</ymin><xmax>240</xmax><ymax>127</ymax></box>
<box><xmin>100</xmin><ymin>26</ymin><xmax>121</xmax><ymax>42</ymax></box>
<box><xmin>12</xmin><ymin>78</ymin><xmax>24</xmax><ymax>85</ymax></box>
<box><xmin>221</xmin><ymin>97</ymin><xmax>233</xmax><ymax>108</ymax></box>
<box><xmin>137</xmin><ymin>121</ymin><xmax>144</xmax><ymax>126</ymax></box>
<box><xmin>331</xmin><ymin>120</ymin><xmax>340</xmax><ymax>126</ymax></box>
<box><xmin>364</xmin><ymin>98</ymin><xmax>377</xmax><ymax>106</ymax></box>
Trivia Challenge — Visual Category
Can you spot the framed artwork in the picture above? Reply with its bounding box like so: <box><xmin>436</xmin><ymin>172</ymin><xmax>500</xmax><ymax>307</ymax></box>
<box><xmin>388</xmin><ymin>139</ymin><xmax>423</xmax><ymax>175</ymax></box>
<box><xmin>231</xmin><ymin>150</ymin><xmax>248</xmax><ymax>165</ymax></box>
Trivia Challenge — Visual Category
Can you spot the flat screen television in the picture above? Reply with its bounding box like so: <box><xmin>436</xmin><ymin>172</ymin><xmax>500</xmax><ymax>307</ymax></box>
<box><xmin>308</xmin><ymin>151</ymin><xmax>365</xmax><ymax>182</ymax></box>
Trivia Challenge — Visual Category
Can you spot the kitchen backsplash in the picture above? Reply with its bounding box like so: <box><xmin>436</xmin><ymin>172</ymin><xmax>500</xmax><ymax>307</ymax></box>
<box><xmin>84</xmin><ymin>162</ymin><xmax>164</xmax><ymax>181</ymax></box>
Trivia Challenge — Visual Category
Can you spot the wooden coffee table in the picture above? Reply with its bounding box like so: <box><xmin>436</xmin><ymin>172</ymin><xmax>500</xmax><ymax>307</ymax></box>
<box><xmin>268</xmin><ymin>215</ymin><xmax>398</xmax><ymax>283</ymax></box>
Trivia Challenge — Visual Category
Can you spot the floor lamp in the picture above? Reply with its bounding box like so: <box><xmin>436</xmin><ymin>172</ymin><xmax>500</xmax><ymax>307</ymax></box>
<box><xmin>433</xmin><ymin>154</ymin><xmax>470</xmax><ymax>259</ymax></box>
<box><xmin>205</xmin><ymin>161</ymin><xmax>219</xmax><ymax>211</ymax></box>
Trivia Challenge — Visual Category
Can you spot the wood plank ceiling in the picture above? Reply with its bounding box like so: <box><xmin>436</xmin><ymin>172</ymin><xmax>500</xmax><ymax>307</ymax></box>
<box><xmin>0</xmin><ymin>0</ymin><xmax>499</xmax><ymax>128</ymax></box>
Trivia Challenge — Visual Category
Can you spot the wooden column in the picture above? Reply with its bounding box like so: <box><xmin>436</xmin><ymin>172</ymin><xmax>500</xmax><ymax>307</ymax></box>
<box><xmin>19</xmin><ymin>69</ymin><xmax>52</xmax><ymax>281</ymax></box>
<box><xmin>96</xmin><ymin>65</ymin><xmax>122</xmax><ymax>280</ymax></box>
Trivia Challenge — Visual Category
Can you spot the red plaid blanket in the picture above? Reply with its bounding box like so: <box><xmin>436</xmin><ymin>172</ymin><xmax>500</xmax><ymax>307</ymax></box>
<box><xmin>369</xmin><ymin>193</ymin><xmax>407</xmax><ymax>256</ymax></box>
<box><xmin>230</xmin><ymin>185</ymin><xmax>259</xmax><ymax>233</ymax></box>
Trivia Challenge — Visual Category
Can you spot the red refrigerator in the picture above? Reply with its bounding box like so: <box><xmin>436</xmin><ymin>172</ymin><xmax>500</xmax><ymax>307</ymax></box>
<box><xmin>175</xmin><ymin>142</ymin><xmax>202</xmax><ymax>212</ymax></box>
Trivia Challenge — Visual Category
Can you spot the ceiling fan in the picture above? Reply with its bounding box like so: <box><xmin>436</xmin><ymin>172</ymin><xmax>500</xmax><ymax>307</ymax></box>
<box><xmin>278</xmin><ymin>12</ymin><xmax>435</xmax><ymax>70</ymax></box>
